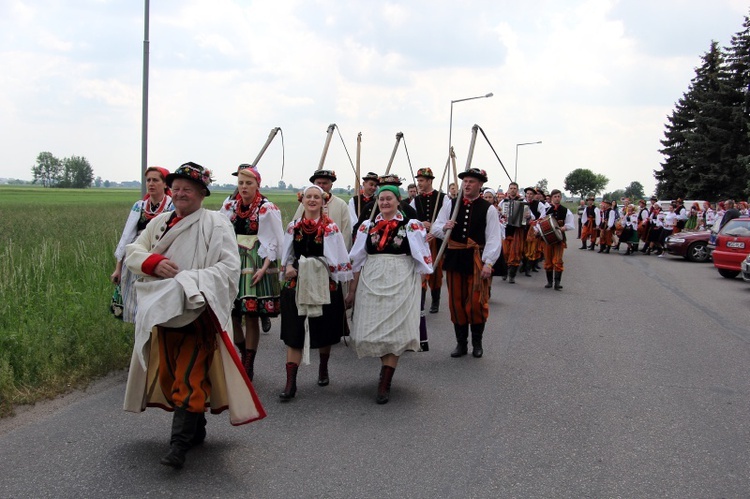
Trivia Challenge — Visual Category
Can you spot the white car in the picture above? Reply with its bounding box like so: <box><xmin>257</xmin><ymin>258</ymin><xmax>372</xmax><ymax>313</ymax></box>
<box><xmin>742</xmin><ymin>254</ymin><xmax>750</xmax><ymax>283</ymax></box>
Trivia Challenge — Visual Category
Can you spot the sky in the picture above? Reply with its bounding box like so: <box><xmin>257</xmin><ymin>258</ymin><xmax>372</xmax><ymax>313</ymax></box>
<box><xmin>1</xmin><ymin>0</ymin><xmax>748</xmax><ymax>196</ymax></box>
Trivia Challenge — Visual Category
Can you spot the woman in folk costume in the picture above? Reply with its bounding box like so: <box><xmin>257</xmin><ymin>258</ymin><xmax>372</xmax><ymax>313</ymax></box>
<box><xmin>645</xmin><ymin>204</ymin><xmax>665</xmax><ymax>255</ymax></box>
<box><xmin>219</xmin><ymin>164</ymin><xmax>284</xmax><ymax>381</ymax></box>
<box><xmin>278</xmin><ymin>185</ymin><xmax>353</xmax><ymax>400</ymax></box>
<box><xmin>110</xmin><ymin>166</ymin><xmax>174</xmax><ymax>323</ymax></box>
<box><xmin>684</xmin><ymin>202</ymin><xmax>701</xmax><ymax>231</ymax></box>
<box><xmin>123</xmin><ymin>162</ymin><xmax>265</xmax><ymax>469</ymax></box>
<box><xmin>619</xmin><ymin>204</ymin><xmax>641</xmax><ymax>255</ymax></box>
<box><xmin>346</xmin><ymin>185</ymin><xmax>433</xmax><ymax>404</ymax></box>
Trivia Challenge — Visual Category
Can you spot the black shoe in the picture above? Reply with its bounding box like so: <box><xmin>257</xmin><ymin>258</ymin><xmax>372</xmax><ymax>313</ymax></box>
<box><xmin>544</xmin><ymin>270</ymin><xmax>554</xmax><ymax>289</ymax></box>
<box><xmin>376</xmin><ymin>366</ymin><xmax>395</xmax><ymax>404</ymax></box>
<box><xmin>279</xmin><ymin>362</ymin><xmax>298</xmax><ymax>400</ymax></box>
<box><xmin>554</xmin><ymin>271</ymin><xmax>563</xmax><ymax>291</ymax></box>
<box><xmin>160</xmin><ymin>446</ymin><xmax>187</xmax><ymax>469</ymax></box>
<box><xmin>450</xmin><ymin>344</ymin><xmax>468</xmax><ymax>357</ymax></box>
<box><xmin>429</xmin><ymin>302</ymin><xmax>439</xmax><ymax>313</ymax></box>
<box><xmin>419</xmin><ymin>341</ymin><xmax>429</xmax><ymax>352</ymax></box>
<box><xmin>261</xmin><ymin>316</ymin><xmax>272</xmax><ymax>333</ymax></box>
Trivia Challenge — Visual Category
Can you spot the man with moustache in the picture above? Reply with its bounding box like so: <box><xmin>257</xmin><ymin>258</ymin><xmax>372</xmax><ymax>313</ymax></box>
<box><xmin>432</xmin><ymin>168</ymin><xmax>501</xmax><ymax>359</ymax></box>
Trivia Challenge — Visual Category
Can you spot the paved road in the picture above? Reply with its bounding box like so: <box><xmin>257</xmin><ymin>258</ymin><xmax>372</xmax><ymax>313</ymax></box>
<box><xmin>2</xmin><ymin>245</ymin><xmax>750</xmax><ymax>498</ymax></box>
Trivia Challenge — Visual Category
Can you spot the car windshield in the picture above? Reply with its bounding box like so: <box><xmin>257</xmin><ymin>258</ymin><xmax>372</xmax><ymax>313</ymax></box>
<box><xmin>720</xmin><ymin>219</ymin><xmax>750</xmax><ymax>237</ymax></box>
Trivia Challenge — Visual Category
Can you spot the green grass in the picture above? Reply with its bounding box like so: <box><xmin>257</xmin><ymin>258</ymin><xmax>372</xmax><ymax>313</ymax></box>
<box><xmin>0</xmin><ymin>186</ymin><xmax>305</xmax><ymax>417</ymax></box>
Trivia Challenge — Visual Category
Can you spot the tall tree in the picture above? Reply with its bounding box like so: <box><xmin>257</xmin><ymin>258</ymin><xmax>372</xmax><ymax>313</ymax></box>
<box><xmin>724</xmin><ymin>12</ymin><xmax>750</xmax><ymax>196</ymax></box>
<box><xmin>31</xmin><ymin>152</ymin><xmax>61</xmax><ymax>187</ymax></box>
<box><xmin>564</xmin><ymin>168</ymin><xmax>609</xmax><ymax>198</ymax></box>
<box><xmin>658</xmin><ymin>36</ymin><xmax>750</xmax><ymax>200</ymax></box>
<box><xmin>58</xmin><ymin>156</ymin><xmax>94</xmax><ymax>188</ymax></box>
<box><xmin>623</xmin><ymin>181</ymin><xmax>645</xmax><ymax>200</ymax></box>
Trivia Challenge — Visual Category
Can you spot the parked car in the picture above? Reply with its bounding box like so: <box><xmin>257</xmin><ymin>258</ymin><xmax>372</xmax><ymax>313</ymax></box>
<box><xmin>742</xmin><ymin>254</ymin><xmax>750</xmax><ymax>283</ymax></box>
<box><xmin>712</xmin><ymin>217</ymin><xmax>750</xmax><ymax>278</ymax></box>
<box><xmin>664</xmin><ymin>230</ymin><xmax>711</xmax><ymax>262</ymax></box>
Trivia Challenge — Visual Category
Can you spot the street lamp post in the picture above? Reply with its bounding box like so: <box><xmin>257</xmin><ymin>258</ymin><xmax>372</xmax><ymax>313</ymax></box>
<box><xmin>514</xmin><ymin>141</ymin><xmax>542</xmax><ymax>183</ymax></box>
<box><xmin>447</xmin><ymin>92</ymin><xmax>493</xmax><ymax>191</ymax></box>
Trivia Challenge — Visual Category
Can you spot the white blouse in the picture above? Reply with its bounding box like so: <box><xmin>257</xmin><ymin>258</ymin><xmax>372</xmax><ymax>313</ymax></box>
<box><xmin>281</xmin><ymin>218</ymin><xmax>353</xmax><ymax>283</ymax></box>
<box><xmin>349</xmin><ymin>212</ymin><xmax>434</xmax><ymax>275</ymax></box>
<box><xmin>219</xmin><ymin>195</ymin><xmax>284</xmax><ymax>261</ymax></box>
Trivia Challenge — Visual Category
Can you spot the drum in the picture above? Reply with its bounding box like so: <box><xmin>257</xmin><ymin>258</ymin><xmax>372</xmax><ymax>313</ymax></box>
<box><xmin>539</xmin><ymin>215</ymin><xmax>563</xmax><ymax>245</ymax></box>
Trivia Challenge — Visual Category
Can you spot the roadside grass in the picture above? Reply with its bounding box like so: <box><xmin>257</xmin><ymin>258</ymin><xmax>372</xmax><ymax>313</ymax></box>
<box><xmin>0</xmin><ymin>186</ymin><xmax>304</xmax><ymax>417</ymax></box>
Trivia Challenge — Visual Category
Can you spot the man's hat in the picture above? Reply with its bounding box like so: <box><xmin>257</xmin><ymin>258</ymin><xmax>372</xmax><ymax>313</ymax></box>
<box><xmin>378</xmin><ymin>174</ymin><xmax>402</xmax><ymax>186</ymax></box>
<box><xmin>457</xmin><ymin>168</ymin><xmax>488</xmax><ymax>183</ymax></box>
<box><xmin>415</xmin><ymin>167</ymin><xmax>434</xmax><ymax>179</ymax></box>
<box><xmin>309</xmin><ymin>169</ymin><xmax>337</xmax><ymax>183</ymax></box>
<box><xmin>362</xmin><ymin>171</ymin><xmax>379</xmax><ymax>183</ymax></box>
<box><xmin>524</xmin><ymin>186</ymin><xmax>535</xmax><ymax>194</ymax></box>
<box><xmin>602</xmin><ymin>199</ymin><xmax>611</xmax><ymax>205</ymax></box>
<box><xmin>650</xmin><ymin>196</ymin><xmax>658</xmax><ymax>201</ymax></box>
<box><xmin>166</xmin><ymin>162</ymin><xmax>213</xmax><ymax>196</ymax></box>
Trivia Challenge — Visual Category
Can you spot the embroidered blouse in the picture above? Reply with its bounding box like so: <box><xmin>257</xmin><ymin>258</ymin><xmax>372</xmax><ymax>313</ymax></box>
<box><xmin>281</xmin><ymin>217</ymin><xmax>353</xmax><ymax>283</ymax></box>
<box><xmin>349</xmin><ymin>212</ymin><xmax>433</xmax><ymax>274</ymax></box>
<box><xmin>220</xmin><ymin>194</ymin><xmax>284</xmax><ymax>261</ymax></box>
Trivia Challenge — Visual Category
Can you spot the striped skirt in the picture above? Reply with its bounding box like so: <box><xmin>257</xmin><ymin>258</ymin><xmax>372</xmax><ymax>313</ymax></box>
<box><xmin>351</xmin><ymin>254</ymin><xmax>421</xmax><ymax>358</ymax></box>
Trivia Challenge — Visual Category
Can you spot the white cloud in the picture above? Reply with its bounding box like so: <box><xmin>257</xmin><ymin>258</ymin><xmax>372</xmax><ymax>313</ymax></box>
<box><xmin>1</xmin><ymin>0</ymin><xmax>748</xmax><ymax>197</ymax></box>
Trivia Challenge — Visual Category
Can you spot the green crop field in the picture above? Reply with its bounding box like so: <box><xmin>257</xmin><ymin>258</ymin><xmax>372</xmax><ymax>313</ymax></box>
<box><xmin>0</xmin><ymin>186</ymin><xmax>308</xmax><ymax>416</ymax></box>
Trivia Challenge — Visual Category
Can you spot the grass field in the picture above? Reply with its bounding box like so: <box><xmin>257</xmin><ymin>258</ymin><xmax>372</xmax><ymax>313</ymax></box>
<box><xmin>0</xmin><ymin>186</ymin><xmax>305</xmax><ymax>417</ymax></box>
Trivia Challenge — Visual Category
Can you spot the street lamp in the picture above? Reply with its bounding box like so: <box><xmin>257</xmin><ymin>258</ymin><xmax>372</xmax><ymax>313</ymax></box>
<box><xmin>447</xmin><ymin>92</ymin><xmax>493</xmax><ymax>191</ymax></box>
<box><xmin>514</xmin><ymin>141</ymin><xmax>542</xmax><ymax>183</ymax></box>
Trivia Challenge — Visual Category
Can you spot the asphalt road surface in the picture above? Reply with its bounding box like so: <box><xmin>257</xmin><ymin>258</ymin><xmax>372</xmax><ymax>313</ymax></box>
<box><xmin>2</xmin><ymin>244</ymin><xmax>750</xmax><ymax>498</ymax></box>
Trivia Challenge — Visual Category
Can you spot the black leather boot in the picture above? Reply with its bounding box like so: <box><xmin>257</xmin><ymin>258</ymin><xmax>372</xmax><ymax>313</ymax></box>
<box><xmin>376</xmin><ymin>365</ymin><xmax>396</xmax><ymax>404</ymax></box>
<box><xmin>191</xmin><ymin>412</ymin><xmax>207</xmax><ymax>447</ymax></box>
<box><xmin>523</xmin><ymin>259</ymin><xmax>532</xmax><ymax>277</ymax></box>
<box><xmin>532</xmin><ymin>259</ymin><xmax>540</xmax><ymax>272</ymax></box>
<box><xmin>508</xmin><ymin>266</ymin><xmax>518</xmax><ymax>284</ymax></box>
<box><xmin>604</xmin><ymin>246</ymin><xmax>610</xmax><ymax>254</ymax></box>
<box><xmin>318</xmin><ymin>352</ymin><xmax>330</xmax><ymax>386</ymax></box>
<box><xmin>160</xmin><ymin>408</ymin><xmax>200</xmax><ymax>469</ymax></box>
<box><xmin>243</xmin><ymin>349</ymin><xmax>256</xmax><ymax>381</ymax></box>
<box><xmin>598</xmin><ymin>244</ymin><xmax>604</xmax><ymax>253</ymax></box>
<box><xmin>429</xmin><ymin>288</ymin><xmax>440</xmax><ymax>313</ymax></box>
<box><xmin>588</xmin><ymin>242</ymin><xmax>596</xmax><ymax>250</ymax></box>
<box><xmin>545</xmin><ymin>270</ymin><xmax>554</xmax><ymax>288</ymax></box>
<box><xmin>580</xmin><ymin>240</ymin><xmax>587</xmax><ymax>249</ymax></box>
<box><xmin>470</xmin><ymin>324</ymin><xmax>485</xmax><ymax>358</ymax></box>
<box><xmin>554</xmin><ymin>271</ymin><xmax>563</xmax><ymax>291</ymax></box>
<box><xmin>450</xmin><ymin>324</ymin><xmax>469</xmax><ymax>357</ymax></box>
<box><xmin>279</xmin><ymin>362</ymin><xmax>299</xmax><ymax>400</ymax></box>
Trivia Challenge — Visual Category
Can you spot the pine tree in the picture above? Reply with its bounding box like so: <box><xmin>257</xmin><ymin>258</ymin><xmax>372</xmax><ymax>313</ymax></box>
<box><xmin>724</xmin><ymin>12</ymin><xmax>750</xmax><ymax>196</ymax></box>
<box><xmin>657</xmin><ymin>40</ymin><xmax>745</xmax><ymax>200</ymax></box>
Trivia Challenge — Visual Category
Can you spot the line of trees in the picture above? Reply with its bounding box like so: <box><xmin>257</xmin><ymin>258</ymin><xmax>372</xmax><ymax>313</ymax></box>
<box><xmin>31</xmin><ymin>151</ymin><xmax>94</xmax><ymax>188</ymax></box>
<box><xmin>656</xmin><ymin>12</ymin><xmax>750</xmax><ymax>200</ymax></box>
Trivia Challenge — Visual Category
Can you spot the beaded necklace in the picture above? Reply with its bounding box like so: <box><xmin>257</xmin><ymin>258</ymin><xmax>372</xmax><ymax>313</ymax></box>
<box><xmin>235</xmin><ymin>191</ymin><xmax>262</xmax><ymax>219</ymax></box>
<box><xmin>142</xmin><ymin>194</ymin><xmax>168</xmax><ymax>220</ymax></box>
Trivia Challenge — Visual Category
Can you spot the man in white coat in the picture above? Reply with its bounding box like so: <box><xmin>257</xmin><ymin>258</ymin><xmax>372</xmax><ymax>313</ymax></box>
<box><xmin>124</xmin><ymin>162</ymin><xmax>265</xmax><ymax>469</ymax></box>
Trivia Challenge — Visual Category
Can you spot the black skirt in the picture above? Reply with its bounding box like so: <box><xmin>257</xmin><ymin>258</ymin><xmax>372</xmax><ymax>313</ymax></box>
<box><xmin>280</xmin><ymin>284</ymin><xmax>346</xmax><ymax>349</ymax></box>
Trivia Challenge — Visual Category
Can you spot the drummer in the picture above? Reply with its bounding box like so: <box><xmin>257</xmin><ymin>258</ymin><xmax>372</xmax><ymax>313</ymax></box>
<box><xmin>540</xmin><ymin>189</ymin><xmax>575</xmax><ymax>290</ymax></box>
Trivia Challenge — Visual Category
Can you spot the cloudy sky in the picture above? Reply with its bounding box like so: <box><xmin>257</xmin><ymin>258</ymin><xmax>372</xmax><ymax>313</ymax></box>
<box><xmin>1</xmin><ymin>0</ymin><xmax>748</xmax><ymax>195</ymax></box>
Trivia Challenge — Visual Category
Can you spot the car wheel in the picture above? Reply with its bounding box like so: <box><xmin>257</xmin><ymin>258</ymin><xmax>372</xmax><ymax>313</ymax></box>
<box><xmin>718</xmin><ymin>268</ymin><xmax>740</xmax><ymax>279</ymax></box>
<box><xmin>686</xmin><ymin>242</ymin><xmax>709</xmax><ymax>262</ymax></box>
